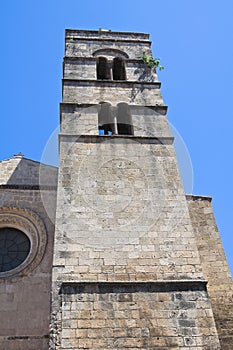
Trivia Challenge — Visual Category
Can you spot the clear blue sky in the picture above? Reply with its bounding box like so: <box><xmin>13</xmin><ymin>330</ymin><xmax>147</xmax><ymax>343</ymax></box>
<box><xmin>0</xmin><ymin>1</ymin><xmax>233</xmax><ymax>274</ymax></box>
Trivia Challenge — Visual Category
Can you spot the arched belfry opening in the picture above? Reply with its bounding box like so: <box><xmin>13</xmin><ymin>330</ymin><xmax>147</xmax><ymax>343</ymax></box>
<box><xmin>98</xmin><ymin>102</ymin><xmax>114</xmax><ymax>135</ymax></box>
<box><xmin>117</xmin><ymin>102</ymin><xmax>133</xmax><ymax>135</ymax></box>
<box><xmin>96</xmin><ymin>52</ymin><xmax>127</xmax><ymax>81</ymax></box>
<box><xmin>98</xmin><ymin>102</ymin><xmax>133</xmax><ymax>136</ymax></box>
<box><xmin>96</xmin><ymin>57</ymin><xmax>110</xmax><ymax>80</ymax></box>
<box><xmin>113</xmin><ymin>57</ymin><xmax>126</xmax><ymax>80</ymax></box>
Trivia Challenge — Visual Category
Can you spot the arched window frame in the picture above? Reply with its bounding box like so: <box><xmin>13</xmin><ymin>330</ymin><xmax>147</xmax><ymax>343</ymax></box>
<box><xmin>116</xmin><ymin>102</ymin><xmax>134</xmax><ymax>135</ymax></box>
<box><xmin>98</xmin><ymin>103</ymin><xmax>115</xmax><ymax>135</ymax></box>
<box><xmin>112</xmin><ymin>57</ymin><xmax>126</xmax><ymax>81</ymax></box>
<box><xmin>98</xmin><ymin>103</ymin><xmax>133</xmax><ymax>136</ymax></box>
<box><xmin>96</xmin><ymin>57</ymin><xmax>111</xmax><ymax>80</ymax></box>
<box><xmin>95</xmin><ymin>51</ymin><xmax>127</xmax><ymax>81</ymax></box>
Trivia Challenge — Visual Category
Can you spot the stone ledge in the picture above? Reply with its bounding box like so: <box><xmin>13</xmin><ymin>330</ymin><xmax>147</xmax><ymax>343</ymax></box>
<box><xmin>64</xmin><ymin>56</ymin><xmax>159</xmax><ymax>64</ymax></box>
<box><xmin>0</xmin><ymin>185</ymin><xmax>57</xmax><ymax>190</ymax></box>
<box><xmin>59</xmin><ymin>134</ymin><xmax>174</xmax><ymax>145</ymax></box>
<box><xmin>186</xmin><ymin>194</ymin><xmax>212</xmax><ymax>202</ymax></box>
<box><xmin>66</xmin><ymin>28</ymin><xmax>150</xmax><ymax>40</ymax></box>
<box><xmin>60</xmin><ymin>102</ymin><xmax>168</xmax><ymax>115</ymax></box>
<box><xmin>66</xmin><ymin>37</ymin><xmax>151</xmax><ymax>44</ymax></box>
<box><xmin>62</xmin><ymin>78</ymin><xmax>161</xmax><ymax>88</ymax></box>
<box><xmin>60</xmin><ymin>280</ymin><xmax>208</xmax><ymax>295</ymax></box>
<box><xmin>0</xmin><ymin>335</ymin><xmax>49</xmax><ymax>340</ymax></box>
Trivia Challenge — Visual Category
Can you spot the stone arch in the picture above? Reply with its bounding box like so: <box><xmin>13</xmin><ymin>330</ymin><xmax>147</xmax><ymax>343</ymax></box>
<box><xmin>93</xmin><ymin>48</ymin><xmax>129</xmax><ymax>59</ymax></box>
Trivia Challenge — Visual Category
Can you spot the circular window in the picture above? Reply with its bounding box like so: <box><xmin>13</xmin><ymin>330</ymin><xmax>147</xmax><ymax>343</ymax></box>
<box><xmin>0</xmin><ymin>228</ymin><xmax>31</xmax><ymax>272</ymax></box>
<box><xmin>0</xmin><ymin>207</ymin><xmax>47</xmax><ymax>279</ymax></box>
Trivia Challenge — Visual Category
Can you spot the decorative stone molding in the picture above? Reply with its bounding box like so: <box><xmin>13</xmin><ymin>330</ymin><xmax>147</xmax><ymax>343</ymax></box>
<box><xmin>0</xmin><ymin>207</ymin><xmax>47</xmax><ymax>279</ymax></box>
<box><xmin>92</xmin><ymin>48</ymin><xmax>129</xmax><ymax>59</ymax></box>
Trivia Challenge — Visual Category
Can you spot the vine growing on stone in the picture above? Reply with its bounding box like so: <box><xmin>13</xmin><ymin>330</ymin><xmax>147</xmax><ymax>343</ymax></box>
<box><xmin>141</xmin><ymin>53</ymin><xmax>164</xmax><ymax>71</ymax></box>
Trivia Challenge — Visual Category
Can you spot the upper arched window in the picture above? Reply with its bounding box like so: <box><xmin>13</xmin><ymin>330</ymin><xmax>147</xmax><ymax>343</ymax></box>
<box><xmin>97</xmin><ymin>57</ymin><xmax>110</xmax><ymax>80</ymax></box>
<box><xmin>96</xmin><ymin>56</ymin><xmax>127</xmax><ymax>81</ymax></box>
<box><xmin>113</xmin><ymin>58</ymin><xmax>126</xmax><ymax>80</ymax></box>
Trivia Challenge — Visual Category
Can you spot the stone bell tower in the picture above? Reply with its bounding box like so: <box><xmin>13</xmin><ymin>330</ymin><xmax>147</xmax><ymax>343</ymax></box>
<box><xmin>50</xmin><ymin>29</ymin><xmax>222</xmax><ymax>349</ymax></box>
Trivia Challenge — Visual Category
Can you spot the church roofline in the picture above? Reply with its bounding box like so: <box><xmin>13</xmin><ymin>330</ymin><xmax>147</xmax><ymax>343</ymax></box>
<box><xmin>0</xmin><ymin>155</ymin><xmax>58</xmax><ymax>169</ymax></box>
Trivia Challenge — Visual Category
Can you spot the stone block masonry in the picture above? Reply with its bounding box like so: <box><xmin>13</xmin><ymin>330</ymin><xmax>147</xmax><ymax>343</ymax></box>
<box><xmin>187</xmin><ymin>195</ymin><xmax>233</xmax><ymax>349</ymax></box>
<box><xmin>0</xmin><ymin>156</ymin><xmax>57</xmax><ymax>350</ymax></box>
<box><xmin>58</xmin><ymin>282</ymin><xmax>220</xmax><ymax>350</ymax></box>
<box><xmin>50</xmin><ymin>29</ymin><xmax>224</xmax><ymax>349</ymax></box>
<box><xmin>1</xmin><ymin>28</ymin><xmax>232</xmax><ymax>350</ymax></box>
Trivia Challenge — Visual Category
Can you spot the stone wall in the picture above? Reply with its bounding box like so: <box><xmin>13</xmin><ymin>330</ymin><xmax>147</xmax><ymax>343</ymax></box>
<box><xmin>58</xmin><ymin>282</ymin><xmax>220</xmax><ymax>350</ymax></box>
<box><xmin>65</xmin><ymin>30</ymin><xmax>151</xmax><ymax>59</ymax></box>
<box><xmin>0</xmin><ymin>157</ymin><xmax>57</xmax><ymax>350</ymax></box>
<box><xmin>63</xmin><ymin>58</ymin><xmax>158</xmax><ymax>82</ymax></box>
<box><xmin>60</xmin><ymin>104</ymin><xmax>170</xmax><ymax>137</ymax></box>
<box><xmin>50</xmin><ymin>135</ymin><xmax>223</xmax><ymax>348</ymax></box>
<box><xmin>50</xmin><ymin>28</ymin><xmax>222</xmax><ymax>349</ymax></box>
<box><xmin>187</xmin><ymin>195</ymin><xmax>233</xmax><ymax>350</ymax></box>
<box><xmin>62</xmin><ymin>80</ymin><xmax>163</xmax><ymax>106</ymax></box>
<box><xmin>54</xmin><ymin>137</ymin><xmax>203</xmax><ymax>282</ymax></box>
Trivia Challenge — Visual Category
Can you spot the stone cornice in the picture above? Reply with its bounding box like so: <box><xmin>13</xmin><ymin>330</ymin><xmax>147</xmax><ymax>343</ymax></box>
<box><xmin>60</xmin><ymin>102</ymin><xmax>168</xmax><ymax>115</ymax></box>
<box><xmin>60</xmin><ymin>280</ymin><xmax>208</xmax><ymax>294</ymax></box>
<box><xmin>0</xmin><ymin>185</ymin><xmax>57</xmax><ymax>190</ymax></box>
<box><xmin>66</xmin><ymin>37</ymin><xmax>151</xmax><ymax>44</ymax></box>
<box><xmin>62</xmin><ymin>78</ymin><xmax>161</xmax><ymax>88</ymax></box>
<box><xmin>66</xmin><ymin>29</ymin><xmax>150</xmax><ymax>40</ymax></box>
<box><xmin>64</xmin><ymin>56</ymin><xmax>157</xmax><ymax>64</ymax></box>
<box><xmin>186</xmin><ymin>194</ymin><xmax>212</xmax><ymax>202</ymax></box>
<box><xmin>59</xmin><ymin>134</ymin><xmax>174</xmax><ymax>145</ymax></box>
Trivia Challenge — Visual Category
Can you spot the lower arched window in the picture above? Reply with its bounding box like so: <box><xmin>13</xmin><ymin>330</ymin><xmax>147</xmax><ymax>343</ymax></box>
<box><xmin>117</xmin><ymin>103</ymin><xmax>133</xmax><ymax>135</ymax></box>
<box><xmin>98</xmin><ymin>103</ymin><xmax>115</xmax><ymax>135</ymax></box>
<box><xmin>98</xmin><ymin>103</ymin><xmax>133</xmax><ymax>136</ymax></box>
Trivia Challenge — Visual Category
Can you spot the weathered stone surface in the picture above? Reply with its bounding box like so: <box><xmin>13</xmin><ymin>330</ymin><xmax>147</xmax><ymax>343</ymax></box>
<box><xmin>187</xmin><ymin>195</ymin><xmax>233</xmax><ymax>349</ymax></box>
<box><xmin>65</xmin><ymin>29</ymin><xmax>151</xmax><ymax>59</ymax></box>
<box><xmin>50</xmin><ymin>29</ymin><xmax>223</xmax><ymax>350</ymax></box>
<box><xmin>0</xmin><ymin>156</ymin><xmax>57</xmax><ymax>350</ymax></box>
<box><xmin>63</xmin><ymin>58</ymin><xmax>158</xmax><ymax>82</ymax></box>
<box><xmin>1</xmin><ymin>28</ymin><xmax>231</xmax><ymax>350</ymax></box>
<box><xmin>0</xmin><ymin>154</ymin><xmax>58</xmax><ymax>186</ymax></box>
<box><xmin>60</xmin><ymin>104</ymin><xmax>170</xmax><ymax>137</ymax></box>
<box><xmin>56</xmin><ymin>282</ymin><xmax>220</xmax><ymax>349</ymax></box>
<box><xmin>62</xmin><ymin>81</ymin><xmax>163</xmax><ymax>105</ymax></box>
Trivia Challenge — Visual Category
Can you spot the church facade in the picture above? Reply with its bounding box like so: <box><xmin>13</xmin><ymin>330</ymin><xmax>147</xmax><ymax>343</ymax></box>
<box><xmin>0</xmin><ymin>29</ymin><xmax>232</xmax><ymax>350</ymax></box>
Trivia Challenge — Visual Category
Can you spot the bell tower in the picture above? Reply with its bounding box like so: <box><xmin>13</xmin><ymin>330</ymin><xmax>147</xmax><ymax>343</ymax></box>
<box><xmin>50</xmin><ymin>29</ymin><xmax>221</xmax><ymax>349</ymax></box>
